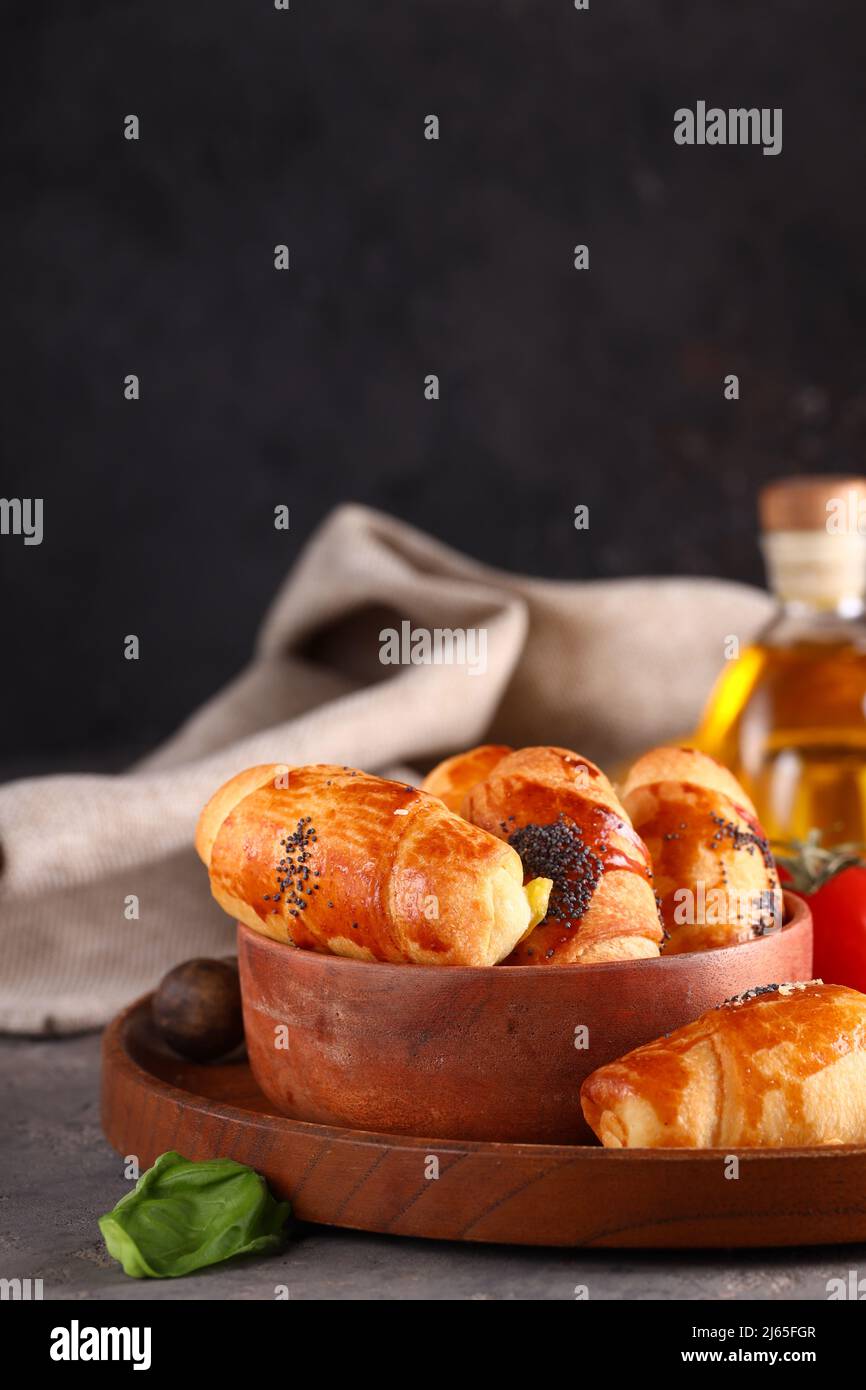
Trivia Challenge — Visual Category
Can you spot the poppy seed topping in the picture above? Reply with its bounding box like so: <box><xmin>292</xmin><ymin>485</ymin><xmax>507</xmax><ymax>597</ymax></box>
<box><xmin>508</xmin><ymin>815</ymin><xmax>603</xmax><ymax>925</ymax></box>
<box><xmin>266</xmin><ymin>815</ymin><xmax>319</xmax><ymax>919</ymax></box>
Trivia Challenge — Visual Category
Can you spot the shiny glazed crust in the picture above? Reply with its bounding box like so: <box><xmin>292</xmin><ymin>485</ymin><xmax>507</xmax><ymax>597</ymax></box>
<box><xmin>196</xmin><ymin>763</ymin><xmax>537</xmax><ymax>966</ymax></box>
<box><xmin>463</xmin><ymin>745</ymin><xmax>663</xmax><ymax>965</ymax></box>
<box><xmin>580</xmin><ymin>981</ymin><xmax>866</xmax><ymax>1148</ymax></box>
<box><xmin>620</xmin><ymin>745</ymin><xmax>760</xmax><ymax>817</ymax></box>
<box><xmin>621</xmin><ymin>746</ymin><xmax>780</xmax><ymax>953</ymax></box>
<box><xmin>421</xmin><ymin>744</ymin><xmax>512</xmax><ymax>815</ymax></box>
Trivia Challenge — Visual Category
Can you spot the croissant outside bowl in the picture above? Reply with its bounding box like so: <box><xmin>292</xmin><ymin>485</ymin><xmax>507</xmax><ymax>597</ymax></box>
<box><xmin>238</xmin><ymin>890</ymin><xmax>813</xmax><ymax>1145</ymax></box>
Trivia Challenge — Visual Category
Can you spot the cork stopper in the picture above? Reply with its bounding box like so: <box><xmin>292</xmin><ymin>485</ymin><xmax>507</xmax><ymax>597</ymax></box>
<box><xmin>759</xmin><ymin>476</ymin><xmax>866</xmax><ymax>605</ymax></box>
<box><xmin>759</xmin><ymin>476</ymin><xmax>866</xmax><ymax>533</ymax></box>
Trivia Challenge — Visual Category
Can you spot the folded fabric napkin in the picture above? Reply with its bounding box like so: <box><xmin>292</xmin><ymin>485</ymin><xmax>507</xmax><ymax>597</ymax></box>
<box><xmin>0</xmin><ymin>504</ymin><xmax>773</xmax><ymax>1033</ymax></box>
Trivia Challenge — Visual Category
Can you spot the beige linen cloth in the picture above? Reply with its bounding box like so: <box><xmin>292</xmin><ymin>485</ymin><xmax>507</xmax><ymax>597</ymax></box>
<box><xmin>0</xmin><ymin>504</ymin><xmax>773</xmax><ymax>1033</ymax></box>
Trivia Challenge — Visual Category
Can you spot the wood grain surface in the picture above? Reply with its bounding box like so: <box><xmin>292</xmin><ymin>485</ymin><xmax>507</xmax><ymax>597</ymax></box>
<box><xmin>101</xmin><ymin>993</ymin><xmax>866</xmax><ymax>1249</ymax></box>
<box><xmin>239</xmin><ymin>892</ymin><xmax>813</xmax><ymax>1143</ymax></box>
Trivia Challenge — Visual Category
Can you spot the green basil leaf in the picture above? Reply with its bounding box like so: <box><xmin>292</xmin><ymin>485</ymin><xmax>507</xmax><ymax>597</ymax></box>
<box><xmin>98</xmin><ymin>1151</ymin><xmax>291</xmax><ymax>1279</ymax></box>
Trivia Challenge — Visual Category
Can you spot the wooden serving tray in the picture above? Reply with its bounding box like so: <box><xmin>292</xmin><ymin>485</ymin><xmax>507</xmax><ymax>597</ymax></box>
<box><xmin>102</xmin><ymin>996</ymin><xmax>866</xmax><ymax>1249</ymax></box>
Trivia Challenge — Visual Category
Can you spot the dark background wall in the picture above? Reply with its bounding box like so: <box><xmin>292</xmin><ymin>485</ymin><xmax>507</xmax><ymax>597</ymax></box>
<box><xmin>3</xmin><ymin>1</ymin><xmax>866</xmax><ymax>772</ymax></box>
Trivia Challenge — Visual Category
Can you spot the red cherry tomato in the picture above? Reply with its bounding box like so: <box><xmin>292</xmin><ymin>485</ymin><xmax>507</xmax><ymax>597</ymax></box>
<box><xmin>800</xmin><ymin>867</ymin><xmax>866</xmax><ymax>993</ymax></box>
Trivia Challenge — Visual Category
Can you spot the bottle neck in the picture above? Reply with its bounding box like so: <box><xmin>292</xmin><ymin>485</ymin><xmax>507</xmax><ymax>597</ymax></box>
<box><xmin>761</xmin><ymin>530</ymin><xmax>866</xmax><ymax>618</ymax></box>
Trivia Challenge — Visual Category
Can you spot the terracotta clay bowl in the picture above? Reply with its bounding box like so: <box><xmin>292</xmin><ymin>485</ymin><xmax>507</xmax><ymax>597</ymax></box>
<box><xmin>238</xmin><ymin>890</ymin><xmax>813</xmax><ymax>1145</ymax></box>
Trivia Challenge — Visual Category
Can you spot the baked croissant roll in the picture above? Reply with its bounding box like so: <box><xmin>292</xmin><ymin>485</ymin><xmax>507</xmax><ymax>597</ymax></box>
<box><xmin>421</xmin><ymin>744</ymin><xmax>512</xmax><ymax>815</ymax></box>
<box><xmin>581</xmin><ymin>981</ymin><xmax>866</xmax><ymax>1148</ymax></box>
<box><xmin>196</xmin><ymin>763</ymin><xmax>551</xmax><ymax>967</ymax></box>
<box><xmin>440</xmin><ymin>744</ymin><xmax>664</xmax><ymax>965</ymax></box>
<box><xmin>620</xmin><ymin>746</ymin><xmax>781</xmax><ymax>953</ymax></box>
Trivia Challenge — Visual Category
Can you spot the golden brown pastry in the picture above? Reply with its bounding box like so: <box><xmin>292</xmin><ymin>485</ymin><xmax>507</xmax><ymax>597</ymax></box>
<box><xmin>620</xmin><ymin>746</ymin><xmax>781</xmax><ymax>953</ymax></box>
<box><xmin>196</xmin><ymin>763</ymin><xmax>550</xmax><ymax>967</ymax></box>
<box><xmin>581</xmin><ymin>981</ymin><xmax>866</xmax><ymax>1148</ymax></box>
<box><xmin>457</xmin><ymin>745</ymin><xmax>663</xmax><ymax>965</ymax></box>
<box><xmin>421</xmin><ymin>744</ymin><xmax>512</xmax><ymax>815</ymax></box>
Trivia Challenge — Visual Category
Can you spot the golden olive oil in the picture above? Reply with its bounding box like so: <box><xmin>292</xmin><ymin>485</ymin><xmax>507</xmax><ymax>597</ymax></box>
<box><xmin>696</xmin><ymin>476</ymin><xmax>866</xmax><ymax>844</ymax></box>
<box><xmin>697</xmin><ymin>635</ymin><xmax>866</xmax><ymax>842</ymax></box>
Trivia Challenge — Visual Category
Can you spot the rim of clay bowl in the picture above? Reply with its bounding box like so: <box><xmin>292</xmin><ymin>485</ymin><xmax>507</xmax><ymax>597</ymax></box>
<box><xmin>237</xmin><ymin>889</ymin><xmax>812</xmax><ymax>981</ymax></box>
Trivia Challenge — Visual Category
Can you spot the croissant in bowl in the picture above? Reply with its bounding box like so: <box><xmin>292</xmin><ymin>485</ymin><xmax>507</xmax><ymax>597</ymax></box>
<box><xmin>423</xmin><ymin>744</ymin><xmax>664</xmax><ymax>965</ymax></box>
<box><xmin>196</xmin><ymin>762</ymin><xmax>551</xmax><ymax>967</ymax></box>
<box><xmin>620</xmin><ymin>746</ymin><xmax>782</xmax><ymax>953</ymax></box>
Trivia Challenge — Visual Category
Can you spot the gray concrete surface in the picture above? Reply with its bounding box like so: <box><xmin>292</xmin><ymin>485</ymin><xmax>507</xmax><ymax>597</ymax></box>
<box><xmin>1</xmin><ymin>1033</ymin><xmax>863</xmax><ymax>1301</ymax></box>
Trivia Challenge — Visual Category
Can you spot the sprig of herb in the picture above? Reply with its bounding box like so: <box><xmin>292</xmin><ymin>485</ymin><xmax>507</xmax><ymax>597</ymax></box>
<box><xmin>772</xmin><ymin>828</ymin><xmax>866</xmax><ymax>895</ymax></box>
